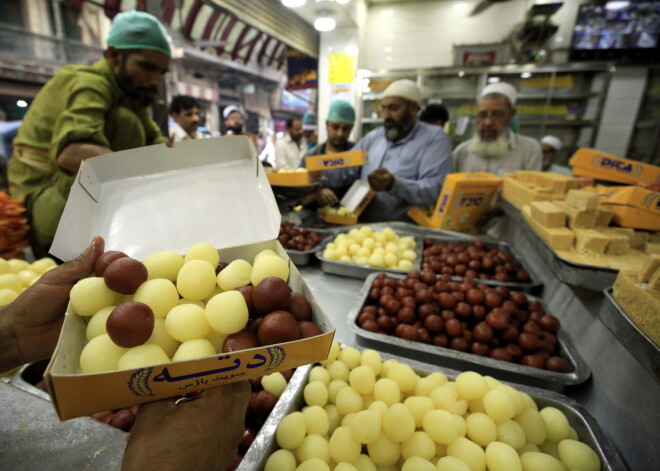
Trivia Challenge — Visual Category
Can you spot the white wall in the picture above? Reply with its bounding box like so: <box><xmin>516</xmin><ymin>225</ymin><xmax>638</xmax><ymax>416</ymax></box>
<box><xmin>594</xmin><ymin>67</ymin><xmax>646</xmax><ymax>157</ymax></box>
<box><xmin>362</xmin><ymin>0</ymin><xmax>590</xmax><ymax>70</ymax></box>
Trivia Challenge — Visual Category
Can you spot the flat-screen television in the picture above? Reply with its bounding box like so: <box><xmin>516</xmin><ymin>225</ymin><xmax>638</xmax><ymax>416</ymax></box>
<box><xmin>569</xmin><ymin>1</ymin><xmax>660</xmax><ymax>62</ymax></box>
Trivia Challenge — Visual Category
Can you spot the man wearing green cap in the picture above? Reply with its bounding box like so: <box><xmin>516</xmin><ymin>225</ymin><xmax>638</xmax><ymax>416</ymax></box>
<box><xmin>8</xmin><ymin>11</ymin><xmax>171</xmax><ymax>257</ymax></box>
<box><xmin>301</xmin><ymin>100</ymin><xmax>356</xmax><ymax>206</ymax></box>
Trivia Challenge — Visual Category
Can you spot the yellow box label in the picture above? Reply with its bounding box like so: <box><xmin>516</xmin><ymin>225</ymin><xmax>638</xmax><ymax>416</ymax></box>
<box><xmin>429</xmin><ymin>173</ymin><xmax>502</xmax><ymax>232</ymax></box>
<box><xmin>305</xmin><ymin>150</ymin><xmax>367</xmax><ymax>171</ymax></box>
<box><xmin>569</xmin><ymin>148</ymin><xmax>660</xmax><ymax>184</ymax></box>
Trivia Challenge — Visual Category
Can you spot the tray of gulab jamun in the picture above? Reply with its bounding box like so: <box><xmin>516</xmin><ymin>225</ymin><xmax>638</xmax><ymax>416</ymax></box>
<box><xmin>315</xmin><ymin>224</ymin><xmax>424</xmax><ymax>279</ymax></box>
<box><xmin>421</xmin><ymin>236</ymin><xmax>542</xmax><ymax>292</ymax></box>
<box><xmin>278</xmin><ymin>222</ymin><xmax>332</xmax><ymax>266</ymax></box>
<box><xmin>348</xmin><ymin>272</ymin><xmax>590</xmax><ymax>391</ymax></box>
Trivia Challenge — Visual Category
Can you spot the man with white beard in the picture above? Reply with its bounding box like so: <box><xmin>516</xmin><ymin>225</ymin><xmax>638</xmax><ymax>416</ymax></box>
<box><xmin>318</xmin><ymin>79</ymin><xmax>452</xmax><ymax>222</ymax></box>
<box><xmin>452</xmin><ymin>82</ymin><xmax>542</xmax><ymax>176</ymax></box>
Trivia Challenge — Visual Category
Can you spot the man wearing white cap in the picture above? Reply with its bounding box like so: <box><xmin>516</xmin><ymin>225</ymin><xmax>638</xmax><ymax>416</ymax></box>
<box><xmin>452</xmin><ymin>82</ymin><xmax>542</xmax><ymax>176</ymax></box>
<box><xmin>540</xmin><ymin>135</ymin><xmax>572</xmax><ymax>176</ymax></box>
<box><xmin>223</xmin><ymin>105</ymin><xmax>258</xmax><ymax>148</ymax></box>
<box><xmin>320</xmin><ymin>79</ymin><xmax>452</xmax><ymax>222</ymax></box>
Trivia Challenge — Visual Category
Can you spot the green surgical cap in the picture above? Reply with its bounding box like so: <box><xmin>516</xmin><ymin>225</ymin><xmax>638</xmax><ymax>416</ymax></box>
<box><xmin>327</xmin><ymin>100</ymin><xmax>356</xmax><ymax>125</ymax></box>
<box><xmin>106</xmin><ymin>11</ymin><xmax>171</xmax><ymax>57</ymax></box>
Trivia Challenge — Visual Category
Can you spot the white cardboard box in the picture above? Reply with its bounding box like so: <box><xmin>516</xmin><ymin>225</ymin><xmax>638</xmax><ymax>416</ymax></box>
<box><xmin>45</xmin><ymin>136</ymin><xmax>335</xmax><ymax>420</ymax></box>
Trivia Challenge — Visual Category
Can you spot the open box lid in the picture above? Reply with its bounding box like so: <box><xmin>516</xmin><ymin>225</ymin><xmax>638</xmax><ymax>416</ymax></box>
<box><xmin>50</xmin><ymin>136</ymin><xmax>281</xmax><ymax>261</ymax></box>
<box><xmin>340</xmin><ymin>180</ymin><xmax>373</xmax><ymax>213</ymax></box>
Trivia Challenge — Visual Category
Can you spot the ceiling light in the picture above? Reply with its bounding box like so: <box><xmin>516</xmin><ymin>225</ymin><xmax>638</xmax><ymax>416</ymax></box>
<box><xmin>386</xmin><ymin>56</ymin><xmax>393</xmax><ymax>61</ymax></box>
<box><xmin>384</xmin><ymin>46</ymin><xmax>393</xmax><ymax>52</ymax></box>
<box><xmin>384</xmin><ymin>33</ymin><xmax>394</xmax><ymax>39</ymax></box>
<box><xmin>314</xmin><ymin>15</ymin><xmax>336</xmax><ymax>32</ymax></box>
<box><xmin>381</xmin><ymin>9</ymin><xmax>394</xmax><ymax>16</ymax></box>
<box><xmin>335</xmin><ymin>0</ymin><xmax>350</xmax><ymax>4</ymax></box>
<box><xmin>521</xmin><ymin>72</ymin><xmax>532</xmax><ymax>78</ymax></box>
<box><xmin>487</xmin><ymin>77</ymin><xmax>500</xmax><ymax>84</ymax></box>
<box><xmin>452</xmin><ymin>2</ymin><xmax>469</xmax><ymax>12</ymax></box>
<box><xmin>605</xmin><ymin>1</ymin><xmax>629</xmax><ymax>10</ymax></box>
<box><xmin>458</xmin><ymin>71</ymin><xmax>465</xmax><ymax>77</ymax></box>
<box><xmin>16</xmin><ymin>100</ymin><xmax>28</xmax><ymax>107</ymax></box>
<box><xmin>281</xmin><ymin>0</ymin><xmax>306</xmax><ymax>7</ymax></box>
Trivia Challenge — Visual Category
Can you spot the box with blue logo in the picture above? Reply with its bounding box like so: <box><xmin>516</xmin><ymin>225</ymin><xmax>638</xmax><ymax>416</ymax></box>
<box><xmin>305</xmin><ymin>149</ymin><xmax>367</xmax><ymax>171</ymax></box>
<box><xmin>409</xmin><ymin>172</ymin><xmax>502</xmax><ymax>232</ymax></box>
<box><xmin>569</xmin><ymin>148</ymin><xmax>660</xmax><ymax>185</ymax></box>
<box><xmin>43</xmin><ymin>137</ymin><xmax>335</xmax><ymax>420</ymax></box>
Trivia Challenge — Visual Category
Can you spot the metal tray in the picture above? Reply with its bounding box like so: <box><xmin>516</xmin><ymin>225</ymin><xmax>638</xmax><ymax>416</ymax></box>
<box><xmin>348</xmin><ymin>272</ymin><xmax>590</xmax><ymax>391</ymax></box>
<box><xmin>10</xmin><ymin>359</ymin><xmax>52</xmax><ymax>402</ymax></box>
<box><xmin>237</xmin><ymin>348</ymin><xmax>627</xmax><ymax>471</ymax></box>
<box><xmin>283</xmin><ymin>228</ymin><xmax>333</xmax><ymax>266</ymax></box>
<box><xmin>423</xmin><ymin>235</ymin><xmax>543</xmax><ymax>292</ymax></box>
<box><xmin>315</xmin><ymin>223</ymin><xmax>424</xmax><ymax>279</ymax></box>
<box><xmin>501</xmin><ymin>199</ymin><xmax>617</xmax><ymax>292</ymax></box>
<box><xmin>600</xmin><ymin>288</ymin><xmax>660</xmax><ymax>382</ymax></box>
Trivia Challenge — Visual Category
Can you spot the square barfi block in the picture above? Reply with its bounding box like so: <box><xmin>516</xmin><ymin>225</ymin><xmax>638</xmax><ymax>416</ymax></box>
<box><xmin>556</xmin><ymin>202</ymin><xmax>597</xmax><ymax>229</ymax></box>
<box><xmin>639</xmin><ymin>254</ymin><xmax>660</xmax><ymax>283</ymax></box>
<box><xmin>646</xmin><ymin>242</ymin><xmax>660</xmax><ymax>255</ymax></box>
<box><xmin>595</xmin><ymin>205</ymin><xmax>614</xmax><ymax>227</ymax></box>
<box><xmin>598</xmin><ymin>229</ymin><xmax>630</xmax><ymax>255</ymax></box>
<box><xmin>566</xmin><ymin>189</ymin><xmax>600</xmax><ymax>211</ymax></box>
<box><xmin>574</xmin><ymin>229</ymin><xmax>610</xmax><ymax>254</ymax></box>
<box><xmin>530</xmin><ymin>201</ymin><xmax>566</xmax><ymax>228</ymax></box>
<box><xmin>649</xmin><ymin>267</ymin><xmax>660</xmax><ymax>291</ymax></box>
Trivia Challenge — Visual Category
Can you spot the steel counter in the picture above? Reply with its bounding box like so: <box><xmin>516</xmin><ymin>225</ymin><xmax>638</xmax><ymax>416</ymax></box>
<box><xmin>299</xmin><ymin>216</ymin><xmax>660</xmax><ymax>471</ymax></box>
<box><xmin>1</xmin><ymin>214</ymin><xmax>657</xmax><ymax>470</ymax></box>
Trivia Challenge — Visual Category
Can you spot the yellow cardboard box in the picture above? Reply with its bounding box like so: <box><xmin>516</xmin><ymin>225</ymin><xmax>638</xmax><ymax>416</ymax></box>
<box><xmin>319</xmin><ymin>180</ymin><xmax>376</xmax><ymax>225</ymax></box>
<box><xmin>604</xmin><ymin>186</ymin><xmax>660</xmax><ymax>230</ymax></box>
<box><xmin>305</xmin><ymin>150</ymin><xmax>367</xmax><ymax>171</ymax></box>
<box><xmin>46</xmin><ymin>137</ymin><xmax>335</xmax><ymax>420</ymax></box>
<box><xmin>569</xmin><ymin>148</ymin><xmax>660</xmax><ymax>185</ymax></box>
<box><xmin>266</xmin><ymin>169</ymin><xmax>312</xmax><ymax>186</ymax></box>
<box><xmin>410</xmin><ymin>172</ymin><xmax>502</xmax><ymax>232</ymax></box>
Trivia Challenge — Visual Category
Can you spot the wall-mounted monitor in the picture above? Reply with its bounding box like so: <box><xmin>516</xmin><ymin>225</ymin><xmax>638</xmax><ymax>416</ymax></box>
<box><xmin>569</xmin><ymin>1</ymin><xmax>659</xmax><ymax>63</ymax></box>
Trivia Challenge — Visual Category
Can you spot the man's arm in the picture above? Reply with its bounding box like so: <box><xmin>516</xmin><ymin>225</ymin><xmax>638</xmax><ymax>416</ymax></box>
<box><xmin>50</xmin><ymin>88</ymin><xmax>114</xmax><ymax>172</ymax></box>
<box><xmin>388</xmin><ymin>130</ymin><xmax>452</xmax><ymax>206</ymax></box>
<box><xmin>56</xmin><ymin>142</ymin><xmax>113</xmax><ymax>174</ymax></box>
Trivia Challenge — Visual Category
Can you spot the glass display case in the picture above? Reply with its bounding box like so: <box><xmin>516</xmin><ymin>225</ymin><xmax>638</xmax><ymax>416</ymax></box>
<box><xmin>358</xmin><ymin>64</ymin><xmax>610</xmax><ymax>166</ymax></box>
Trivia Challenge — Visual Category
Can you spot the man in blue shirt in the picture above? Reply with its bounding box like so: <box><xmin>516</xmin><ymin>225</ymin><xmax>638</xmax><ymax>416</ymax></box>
<box><xmin>321</xmin><ymin>79</ymin><xmax>452</xmax><ymax>222</ymax></box>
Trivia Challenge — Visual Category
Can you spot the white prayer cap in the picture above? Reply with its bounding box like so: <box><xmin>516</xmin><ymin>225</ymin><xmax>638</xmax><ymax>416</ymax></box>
<box><xmin>382</xmin><ymin>79</ymin><xmax>422</xmax><ymax>104</ymax></box>
<box><xmin>541</xmin><ymin>135</ymin><xmax>563</xmax><ymax>151</ymax></box>
<box><xmin>223</xmin><ymin>105</ymin><xmax>241</xmax><ymax>119</ymax></box>
<box><xmin>480</xmin><ymin>82</ymin><xmax>517</xmax><ymax>106</ymax></box>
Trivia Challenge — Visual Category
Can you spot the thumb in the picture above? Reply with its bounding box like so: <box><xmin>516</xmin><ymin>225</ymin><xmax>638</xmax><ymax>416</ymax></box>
<box><xmin>40</xmin><ymin>236</ymin><xmax>105</xmax><ymax>286</ymax></box>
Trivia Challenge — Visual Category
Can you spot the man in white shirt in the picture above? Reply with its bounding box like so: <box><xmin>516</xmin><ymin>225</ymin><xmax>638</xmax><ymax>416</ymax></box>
<box><xmin>452</xmin><ymin>83</ymin><xmax>542</xmax><ymax>176</ymax></box>
<box><xmin>274</xmin><ymin>117</ymin><xmax>306</xmax><ymax>170</ymax></box>
<box><xmin>169</xmin><ymin>95</ymin><xmax>202</xmax><ymax>142</ymax></box>
<box><xmin>540</xmin><ymin>135</ymin><xmax>573</xmax><ymax>176</ymax></box>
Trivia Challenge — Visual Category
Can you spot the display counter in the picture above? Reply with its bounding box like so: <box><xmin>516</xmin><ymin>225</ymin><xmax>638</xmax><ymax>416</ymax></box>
<box><xmin>1</xmin><ymin>215</ymin><xmax>658</xmax><ymax>470</ymax></box>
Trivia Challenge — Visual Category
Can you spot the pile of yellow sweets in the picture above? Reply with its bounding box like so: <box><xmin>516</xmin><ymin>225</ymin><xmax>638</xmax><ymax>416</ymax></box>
<box><xmin>322</xmin><ymin>227</ymin><xmax>417</xmax><ymax>270</ymax></box>
<box><xmin>0</xmin><ymin>257</ymin><xmax>58</xmax><ymax>306</ymax></box>
<box><xmin>265</xmin><ymin>342</ymin><xmax>601</xmax><ymax>471</ymax></box>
